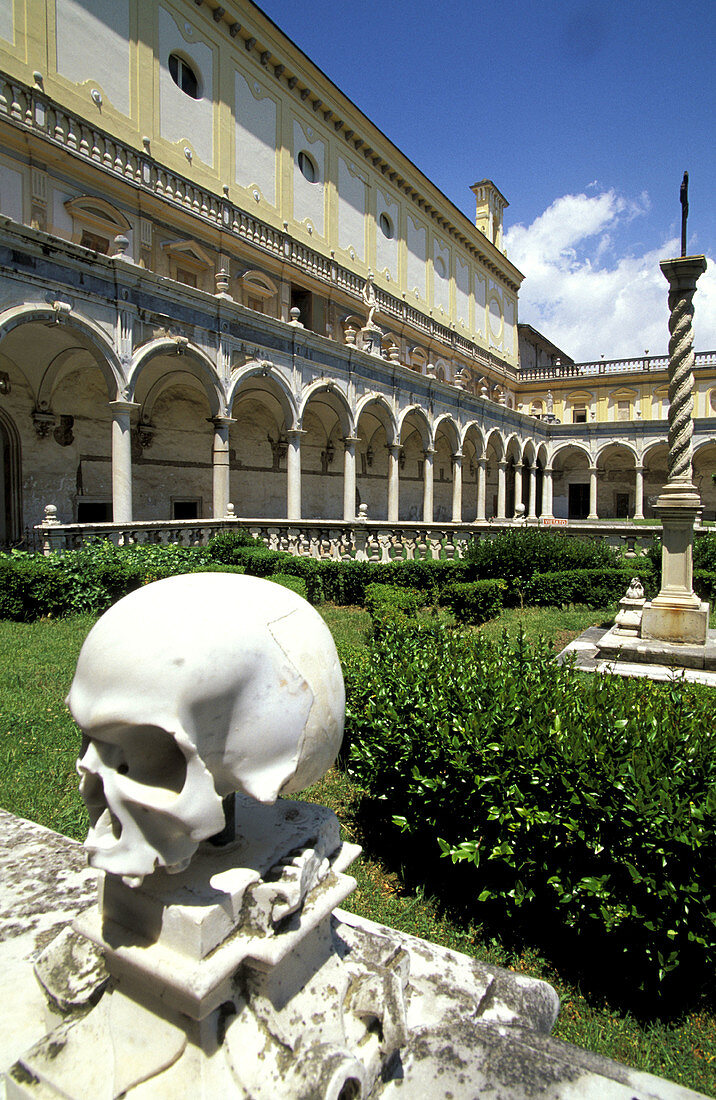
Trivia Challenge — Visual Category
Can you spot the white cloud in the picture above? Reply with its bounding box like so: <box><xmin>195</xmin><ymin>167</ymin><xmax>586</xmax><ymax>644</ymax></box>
<box><xmin>505</xmin><ymin>190</ymin><xmax>716</xmax><ymax>361</ymax></box>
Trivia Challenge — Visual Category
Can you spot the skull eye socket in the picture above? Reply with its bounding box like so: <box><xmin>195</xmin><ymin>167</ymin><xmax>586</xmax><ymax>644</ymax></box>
<box><xmin>89</xmin><ymin>725</ymin><xmax>188</xmax><ymax>795</ymax></box>
<box><xmin>117</xmin><ymin>725</ymin><xmax>188</xmax><ymax>794</ymax></box>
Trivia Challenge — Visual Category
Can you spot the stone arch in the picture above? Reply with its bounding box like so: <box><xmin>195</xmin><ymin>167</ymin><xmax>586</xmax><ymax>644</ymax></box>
<box><xmin>298</xmin><ymin>380</ymin><xmax>354</xmax><ymax>438</ymax></box>
<box><xmin>355</xmin><ymin>393</ymin><xmax>398</xmax><ymax>444</ymax></box>
<box><xmin>299</xmin><ymin>382</ymin><xmax>355</xmax><ymax>520</ymax></box>
<box><xmin>0</xmin><ymin>406</ymin><xmax>22</xmax><ymax>545</ymax></box>
<box><xmin>129</xmin><ymin>338</ymin><xmax>224</xmax><ymax>417</ymax></box>
<box><xmin>228</xmin><ymin>368</ymin><xmax>299</xmax><ymax>520</ymax></box>
<box><xmin>460</xmin><ymin>423</ymin><xmax>484</xmax><ymax>523</ymax></box>
<box><xmin>399</xmin><ymin>406</ymin><xmax>432</xmax><ymax>521</ymax></box>
<box><xmin>398</xmin><ymin>404</ymin><xmax>431</xmax><ymax>449</ymax></box>
<box><xmin>355</xmin><ymin>394</ymin><xmax>397</xmax><ymax>520</ymax></box>
<box><xmin>550</xmin><ymin>443</ymin><xmax>593</xmax><ymax>520</ymax></box>
<box><xmin>642</xmin><ymin>441</ymin><xmax>668</xmax><ymax>519</ymax></box>
<box><xmin>694</xmin><ymin>437</ymin><xmax>716</xmax><ymax>520</ymax></box>
<box><xmin>0</xmin><ymin>303</ymin><xmax>125</xmax><ymax>404</ymax></box>
<box><xmin>596</xmin><ymin>442</ymin><xmax>637</xmax><ymax>519</ymax></box>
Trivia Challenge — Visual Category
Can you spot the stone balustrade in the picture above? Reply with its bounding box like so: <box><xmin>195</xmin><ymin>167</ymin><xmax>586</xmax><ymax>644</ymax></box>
<box><xmin>521</xmin><ymin>350</ymin><xmax>716</xmax><ymax>381</ymax></box>
<box><xmin>36</xmin><ymin>511</ymin><xmax>664</xmax><ymax>560</ymax></box>
<box><xmin>0</xmin><ymin>69</ymin><xmax>514</xmax><ymax>386</ymax></box>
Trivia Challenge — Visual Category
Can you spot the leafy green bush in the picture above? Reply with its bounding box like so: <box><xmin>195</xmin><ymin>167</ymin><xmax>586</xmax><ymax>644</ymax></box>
<box><xmin>523</xmin><ymin>566</ymin><xmax>656</xmax><ymax>609</ymax></box>
<box><xmin>269</xmin><ymin>573</ymin><xmax>308</xmax><ymax>600</ymax></box>
<box><xmin>440</xmin><ymin>579</ymin><xmax>506</xmax><ymax>624</ymax></box>
<box><xmin>346</xmin><ymin>620</ymin><xmax>716</xmax><ymax>995</ymax></box>
<box><xmin>694</xmin><ymin>533</ymin><xmax>716</xmax><ymax>573</ymax></box>
<box><xmin>694</xmin><ymin>569</ymin><xmax>716</xmax><ymax>603</ymax></box>
<box><xmin>206</xmin><ymin>528</ymin><xmax>265</xmax><ymax>564</ymax></box>
<box><xmin>364</xmin><ymin>583</ymin><xmax>421</xmax><ymax>616</ymax></box>
<box><xmin>464</xmin><ymin>529</ymin><xmax>617</xmax><ymax>589</ymax></box>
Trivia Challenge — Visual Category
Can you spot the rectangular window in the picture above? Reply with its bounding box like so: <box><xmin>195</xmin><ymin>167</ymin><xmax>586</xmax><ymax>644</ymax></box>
<box><xmin>77</xmin><ymin>501</ymin><xmax>113</xmax><ymax>522</ymax></box>
<box><xmin>171</xmin><ymin>499</ymin><xmax>200</xmax><ymax>520</ymax></box>
<box><xmin>176</xmin><ymin>268</ymin><xmax>198</xmax><ymax>288</ymax></box>
<box><xmin>572</xmin><ymin>406</ymin><xmax>587</xmax><ymax>424</ymax></box>
<box><xmin>80</xmin><ymin>230</ymin><xmax>110</xmax><ymax>253</ymax></box>
<box><xmin>617</xmin><ymin>400</ymin><xmax>630</xmax><ymax>421</ymax></box>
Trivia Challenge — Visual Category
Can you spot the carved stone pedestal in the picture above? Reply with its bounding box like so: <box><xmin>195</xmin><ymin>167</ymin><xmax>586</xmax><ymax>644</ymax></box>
<box><xmin>7</xmin><ymin>798</ymin><xmax>406</xmax><ymax>1100</ymax></box>
<box><xmin>641</xmin><ymin>484</ymin><xmax>709</xmax><ymax>645</ymax></box>
<box><xmin>360</xmin><ymin>325</ymin><xmax>383</xmax><ymax>357</ymax></box>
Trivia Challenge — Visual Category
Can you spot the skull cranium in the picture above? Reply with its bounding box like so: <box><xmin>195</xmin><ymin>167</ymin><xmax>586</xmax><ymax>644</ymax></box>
<box><xmin>68</xmin><ymin>572</ymin><xmax>345</xmax><ymax>887</ymax></box>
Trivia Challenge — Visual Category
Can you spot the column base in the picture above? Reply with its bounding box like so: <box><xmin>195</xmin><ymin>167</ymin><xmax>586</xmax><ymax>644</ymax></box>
<box><xmin>641</xmin><ymin>599</ymin><xmax>710</xmax><ymax>646</ymax></box>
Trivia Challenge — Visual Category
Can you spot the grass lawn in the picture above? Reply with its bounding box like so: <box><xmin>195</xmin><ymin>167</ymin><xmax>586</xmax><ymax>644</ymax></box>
<box><xmin>1</xmin><ymin>604</ymin><xmax>715</xmax><ymax>1096</ymax></box>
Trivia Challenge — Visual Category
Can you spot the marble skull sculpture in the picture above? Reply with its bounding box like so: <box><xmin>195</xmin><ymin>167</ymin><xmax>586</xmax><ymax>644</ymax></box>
<box><xmin>67</xmin><ymin>572</ymin><xmax>345</xmax><ymax>887</ymax></box>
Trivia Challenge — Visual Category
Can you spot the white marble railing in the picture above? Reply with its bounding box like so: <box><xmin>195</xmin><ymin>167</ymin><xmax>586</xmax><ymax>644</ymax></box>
<box><xmin>0</xmin><ymin>70</ymin><xmax>517</xmax><ymax>384</ymax></box>
<box><xmin>521</xmin><ymin>351</ymin><xmax>716</xmax><ymax>381</ymax></box>
<box><xmin>35</xmin><ymin>514</ymin><xmax>663</xmax><ymax>561</ymax></box>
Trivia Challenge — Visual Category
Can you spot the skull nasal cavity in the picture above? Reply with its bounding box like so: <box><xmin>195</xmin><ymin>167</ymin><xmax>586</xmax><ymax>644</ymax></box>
<box><xmin>119</xmin><ymin>726</ymin><xmax>188</xmax><ymax>794</ymax></box>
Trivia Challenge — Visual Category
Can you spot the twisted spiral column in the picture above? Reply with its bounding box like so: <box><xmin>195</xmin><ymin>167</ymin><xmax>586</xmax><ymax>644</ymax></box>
<box><xmin>666</xmin><ymin>286</ymin><xmax>696</xmax><ymax>482</ymax></box>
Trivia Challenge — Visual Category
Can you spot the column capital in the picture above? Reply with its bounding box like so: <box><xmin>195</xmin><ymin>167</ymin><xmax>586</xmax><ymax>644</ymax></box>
<box><xmin>660</xmin><ymin>255</ymin><xmax>707</xmax><ymax>292</ymax></box>
<box><xmin>498</xmin><ymin>458</ymin><xmax>509</xmax><ymax>470</ymax></box>
<box><xmin>342</xmin><ymin>435</ymin><xmax>361</xmax><ymax>446</ymax></box>
<box><xmin>423</xmin><ymin>447</ymin><xmax>436</xmax><ymax>458</ymax></box>
<box><xmin>452</xmin><ymin>451</ymin><xmax>463</xmax><ymax>461</ymax></box>
<box><xmin>210</xmin><ymin>415</ymin><xmax>236</xmax><ymax>430</ymax></box>
<box><xmin>109</xmin><ymin>399</ymin><xmax>140</xmax><ymax>416</ymax></box>
<box><xmin>476</xmin><ymin>455</ymin><xmax>488</xmax><ymax>468</ymax></box>
<box><xmin>286</xmin><ymin>427</ymin><xmax>307</xmax><ymax>438</ymax></box>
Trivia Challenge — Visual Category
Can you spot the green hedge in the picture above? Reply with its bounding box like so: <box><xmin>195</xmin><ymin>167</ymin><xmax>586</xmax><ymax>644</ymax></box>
<box><xmin>694</xmin><ymin>569</ymin><xmax>716</xmax><ymax>604</ymax></box>
<box><xmin>440</xmin><ymin>579</ymin><xmax>506</xmax><ymax>624</ymax></box>
<box><xmin>345</xmin><ymin>619</ymin><xmax>716</xmax><ymax>995</ymax></box>
<box><xmin>464</xmin><ymin>528</ymin><xmax>618</xmax><ymax>585</ymax></box>
<box><xmin>523</xmin><ymin>566</ymin><xmax>656</xmax><ymax>609</ymax></box>
<box><xmin>269</xmin><ymin>573</ymin><xmax>308</xmax><ymax>600</ymax></box>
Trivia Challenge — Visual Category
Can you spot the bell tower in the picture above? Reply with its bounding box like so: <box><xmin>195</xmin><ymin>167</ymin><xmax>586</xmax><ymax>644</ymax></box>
<box><xmin>471</xmin><ymin>179</ymin><xmax>509</xmax><ymax>250</ymax></box>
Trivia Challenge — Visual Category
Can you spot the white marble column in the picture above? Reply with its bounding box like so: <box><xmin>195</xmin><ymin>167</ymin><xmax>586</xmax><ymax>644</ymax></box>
<box><xmin>476</xmin><ymin>457</ymin><xmax>487</xmax><ymax>522</ymax></box>
<box><xmin>633</xmin><ymin>464</ymin><xmax>644</xmax><ymax>520</ymax></box>
<box><xmin>451</xmin><ymin>452</ymin><xmax>462</xmax><ymax>523</ymax></box>
<box><xmin>542</xmin><ymin>467</ymin><xmax>554</xmax><ymax>518</ymax></box>
<box><xmin>528</xmin><ymin>463</ymin><xmax>538</xmax><ymax>519</ymax></box>
<box><xmin>286</xmin><ymin>429</ymin><xmax>304</xmax><ymax>521</ymax></box>
<box><xmin>387</xmin><ymin>444</ymin><xmax>401</xmax><ymax>522</ymax></box>
<box><xmin>513</xmin><ymin>462</ymin><xmax>523</xmax><ymax>517</ymax></box>
<box><xmin>109</xmin><ymin>400</ymin><xmax>139</xmax><ymax>523</ymax></box>
<box><xmin>211</xmin><ymin>416</ymin><xmax>235</xmax><ymax>519</ymax></box>
<box><xmin>588</xmin><ymin>466</ymin><xmax>599</xmax><ymax>520</ymax></box>
<box><xmin>497</xmin><ymin>459</ymin><xmax>508</xmax><ymax>520</ymax></box>
<box><xmin>422</xmin><ymin>447</ymin><xmax>435</xmax><ymax>523</ymax></box>
<box><xmin>343</xmin><ymin>437</ymin><xmax>359</xmax><ymax>522</ymax></box>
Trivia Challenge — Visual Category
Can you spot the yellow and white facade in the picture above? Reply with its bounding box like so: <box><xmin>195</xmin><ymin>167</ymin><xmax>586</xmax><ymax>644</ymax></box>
<box><xmin>0</xmin><ymin>0</ymin><xmax>713</xmax><ymax>543</ymax></box>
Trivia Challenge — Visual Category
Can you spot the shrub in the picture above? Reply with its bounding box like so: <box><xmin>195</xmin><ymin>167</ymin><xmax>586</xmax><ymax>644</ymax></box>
<box><xmin>440</xmin><ymin>579</ymin><xmax>506</xmax><ymax>624</ymax></box>
<box><xmin>364</xmin><ymin>583</ymin><xmax>421</xmax><ymax>617</ymax></box>
<box><xmin>206</xmin><ymin>529</ymin><xmax>265</xmax><ymax>564</ymax></box>
<box><xmin>523</xmin><ymin>566</ymin><xmax>655</xmax><ymax>609</ymax></box>
<box><xmin>694</xmin><ymin>533</ymin><xmax>716</xmax><ymax>573</ymax></box>
<box><xmin>463</xmin><ymin>529</ymin><xmax>618</xmax><ymax>587</ymax></box>
<box><xmin>269</xmin><ymin>573</ymin><xmax>308</xmax><ymax>600</ymax></box>
<box><xmin>345</xmin><ymin>620</ymin><xmax>716</xmax><ymax>995</ymax></box>
<box><xmin>694</xmin><ymin>569</ymin><xmax>716</xmax><ymax>604</ymax></box>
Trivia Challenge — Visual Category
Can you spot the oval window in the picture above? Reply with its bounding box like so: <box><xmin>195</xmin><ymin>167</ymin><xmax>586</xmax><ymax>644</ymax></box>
<box><xmin>169</xmin><ymin>53</ymin><xmax>200</xmax><ymax>99</ymax></box>
<box><xmin>434</xmin><ymin>256</ymin><xmax>447</xmax><ymax>279</ymax></box>
<box><xmin>379</xmin><ymin>213</ymin><xmax>394</xmax><ymax>239</ymax></box>
<box><xmin>297</xmin><ymin>150</ymin><xmax>318</xmax><ymax>183</ymax></box>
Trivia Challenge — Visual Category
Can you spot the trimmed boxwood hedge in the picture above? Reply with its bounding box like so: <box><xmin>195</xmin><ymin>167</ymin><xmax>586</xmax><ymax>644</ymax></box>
<box><xmin>346</xmin><ymin>618</ymin><xmax>716</xmax><ymax>997</ymax></box>
<box><xmin>440</xmin><ymin>579</ymin><xmax>506</xmax><ymax>624</ymax></box>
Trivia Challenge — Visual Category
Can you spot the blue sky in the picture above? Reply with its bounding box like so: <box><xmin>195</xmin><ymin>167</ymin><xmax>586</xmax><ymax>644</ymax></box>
<box><xmin>256</xmin><ymin>0</ymin><xmax>715</xmax><ymax>360</ymax></box>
